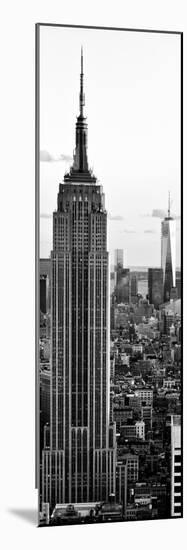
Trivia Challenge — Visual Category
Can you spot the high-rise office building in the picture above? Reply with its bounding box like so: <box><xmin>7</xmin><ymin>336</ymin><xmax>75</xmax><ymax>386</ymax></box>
<box><xmin>167</xmin><ymin>415</ymin><xmax>182</xmax><ymax>517</ymax></box>
<box><xmin>130</xmin><ymin>273</ymin><xmax>138</xmax><ymax>303</ymax></box>
<box><xmin>110</xmin><ymin>293</ymin><xmax>116</xmax><ymax>331</ymax></box>
<box><xmin>41</xmin><ymin>50</ymin><xmax>116</xmax><ymax>510</ymax></box>
<box><xmin>40</xmin><ymin>258</ymin><xmax>51</xmax><ymax>313</ymax></box>
<box><xmin>40</xmin><ymin>276</ymin><xmax>49</xmax><ymax>314</ymax></box>
<box><xmin>114</xmin><ymin>249</ymin><xmax>124</xmax><ymax>288</ymax></box>
<box><xmin>40</xmin><ymin>366</ymin><xmax>50</xmax><ymax>453</ymax></box>
<box><xmin>161</xmin><ymin>195</ymin><xmax>176</xmax><ymax>302</ymax></box>
<box><xmin>114</xmin><ymin>249</ymin><xmax>124</xmax><ymax>271</ymax></box>
<box><xmin>148</xmin><ymin>268</ymin><xmax>163</xmax><ymax>309</ymax></box>
<box><xmin>115</xmin><ymin>268</ymin><xmax>130</xmax><ymax>304</ymax></box>
<box><xmin>141</xmin><ymin>405</ymin><xmax>152</xmax><ymax>435</ymax></box>
<box><xmin>114</xmin><ymin>250</ymin><xmax>131</xmax><ymax>304</ymax></box>
<box><xmin>176</xmin><ymin>269</ymin><xmax>181</xmax><ymax>299</ymax></box>
<box><xmin>110</xmin><ymin>270</ymin><xmax>115</xmax><ymax>295</ymax></box>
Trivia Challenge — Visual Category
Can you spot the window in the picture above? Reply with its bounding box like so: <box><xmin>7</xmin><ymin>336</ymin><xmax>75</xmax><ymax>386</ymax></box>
<box><xmin>174</xmin><ymin>506</ymin><xmax>181</xmax><ymax>514</ymax></box>
<box><xmin>175</xmin><ymin>455</ymin><xmax>181</xmax><ymax>463</ymax></box>
<box><xmin>174</xmin><ymin>465</ymin><xmax>181</xmax><ymax>473</ymax></box>
<box><xmin>174</xmin><ymin>486</ymin><xmax>181</xmax><ymax>493</ymax></box>
<box><xmin>174</xmin><ymin>496</ymin><xmax>181</xmax><ymax>504</ymax></box>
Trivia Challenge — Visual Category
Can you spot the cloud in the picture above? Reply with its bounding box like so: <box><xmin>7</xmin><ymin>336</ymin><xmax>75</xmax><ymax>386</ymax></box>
<box><xmin>123</xmin><ymin>228</ymin><xmax>136</xmax><ymax>234</ymax></box>
<box><xmin>144</xmin><ymin>229</ymin><xmax>156</xmax><ymax>234</ymax></box>
<box><xmin>59</xmin><ymin>153</ymin><xmax>73</xmax><ymax>162</ymax></box>
<box><xmin>108</xmin><ymin>214</ymin><xmax>125</xmax><ymax>221</ymax></box>
<box><xmin>152</xmin><ymin>209</ymin><xmax>166</xmax><ymax>219</ymax></box>
<box><xmin>141</xmin><ymin>209</ymin><xmax>181</xmax><ymax>220</ymax></box>
<box><xmin>40</xmin><ymin>150</ymin><xmax>53</xmax><ymax>162</ymax></box>
<box><xmin>40</xmin><ymin>213</ymin><xmax>52</xmax><ymax>219</ymax></box>
<box><xmin>40</xmin><ymin>150</ymin><xmax>72</xmax><ymax>163</ymax></box>
<box><xmin>152</xmin><ymin>209</ymin><xmax>180</xmax><ymax>220</ymax></box>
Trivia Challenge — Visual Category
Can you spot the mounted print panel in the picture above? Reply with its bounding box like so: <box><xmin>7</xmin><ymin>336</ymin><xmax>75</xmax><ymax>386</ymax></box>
<box><xmin>36</xmin><ymin>24</ymin><xmax>182</xmax><ymax>527</ymax></box>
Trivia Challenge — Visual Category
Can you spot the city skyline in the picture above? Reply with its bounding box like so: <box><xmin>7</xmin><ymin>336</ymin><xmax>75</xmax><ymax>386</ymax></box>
<box><xmin>40</xmin><ymin>26</ymin><xmax>181</xmax><ymax>267</ymax></box>
<box><xmin>38</xmin><ymin>25</ymin><xmax>182</xmax><ymax>526</ymax></box>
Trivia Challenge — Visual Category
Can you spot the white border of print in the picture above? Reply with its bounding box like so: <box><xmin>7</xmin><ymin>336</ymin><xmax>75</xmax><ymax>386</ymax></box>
<box><xmin>0</xmin><ymin>1</ymin><xmax>186</xmax><ymax>550</ymax></box>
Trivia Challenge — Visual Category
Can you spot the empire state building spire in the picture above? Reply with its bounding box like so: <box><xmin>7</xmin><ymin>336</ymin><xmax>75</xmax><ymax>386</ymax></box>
<box><xmin>79</xmin><ymin>46</ymin><xmax>85</xmax><ymax>118</ymax></box>
<box><xmin>64</xmin><ymin>49</ymin><xmax>96</xmax><ymax>183</ymax></box>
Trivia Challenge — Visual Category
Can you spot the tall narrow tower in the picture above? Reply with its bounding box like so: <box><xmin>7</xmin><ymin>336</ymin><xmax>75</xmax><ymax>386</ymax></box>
<box><xmin>166</xmin><ymin>415</ymin><xmax>182</xmax><ymax>517</ymax></box>
<box><xmin>161</xmin><ymin>193</ymin><xmax>176</xmax><ymax>302</ymax></box>
<box><xmin>41</xmin><ymin>50</ymin><xmax>116</xmax><ymax>510</ymax></box>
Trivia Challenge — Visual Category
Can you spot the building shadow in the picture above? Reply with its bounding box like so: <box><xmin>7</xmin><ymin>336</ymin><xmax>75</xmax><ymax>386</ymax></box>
<box><xmin>8</xmin><ymin>508</ymin><xmax>38</xmax><ymax>525</ymax></box>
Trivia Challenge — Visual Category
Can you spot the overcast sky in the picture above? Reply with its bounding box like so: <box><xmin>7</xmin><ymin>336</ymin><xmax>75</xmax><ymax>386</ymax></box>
<box><xmin>39</xmin><ymin>25</ymin><xmax>181</xmax><ymax>267</ymax></box>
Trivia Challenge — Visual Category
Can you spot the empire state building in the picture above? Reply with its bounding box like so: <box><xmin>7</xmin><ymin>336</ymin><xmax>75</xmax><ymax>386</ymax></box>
<box><xmin>42</xmin><ymin>50</ymin><xmax>117</xmax><ymax>509</ymax></box>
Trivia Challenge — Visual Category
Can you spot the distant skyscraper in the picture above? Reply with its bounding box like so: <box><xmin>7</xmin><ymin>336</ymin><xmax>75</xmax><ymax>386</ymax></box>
<box><xmin>40</xmin><ymin>366</ymin><xmax>50</xmax><ymax>453</ymax></box>
<box><xmin>40</xmin><ymin>258</ymin><xmax>51</xmax><ymax>313</ymax></box>
<box><xmin>176</xmin><ymin>269</ymin><xmax>181</xmax><ymax>299</ymax></box>
<box><xmin>42</xmin><ymin>50</ymin><xmax>116</xmax><ymax>509</ymax></box>
<box><xmin>40</xmin><ymin>276</ymin><xmax>49</xmax><ymax>314</ymax></box>
<box><xmin>114</xmin><ymin>249</ymin><xmax>124</xmax><ymax>270</ymax></box>
<box><xmin>114</xmin><ymin>249</ymin><xmax>124</xmax><ymax>287</ymax></box>
<box><xmin>110</xmin><ymin>293</ymin><xmax>116</xmax><ymax>331</ymax></box>
<box><xmin>130</xmin><ymin>273</ymin><xmax>138</xmax><ymax>303</ymax></box>
<box><xmin>110</xmin><ymin>271</ymin><xmax>115</xmax><ymax>295</ymax></box>
<box><xmin>115</xmin><ymin>268</ymin><xmax>130</xmax><ymax>304</ymax></box>
<box><xmin>148</xmin><ymin>268</ymin><xmax>163</xmax><ymax>309</ymax></box>
<box><xmin>161</xmin><ymin>194</ymin><xmax>176</xmax><ymax>302</ymax></box>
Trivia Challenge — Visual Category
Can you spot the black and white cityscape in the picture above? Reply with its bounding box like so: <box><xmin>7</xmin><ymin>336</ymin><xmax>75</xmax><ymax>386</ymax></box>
<box><xmin>38</xmin><ymin>31</ymin><xmax>182</xmax><ymax>526</ymax></box>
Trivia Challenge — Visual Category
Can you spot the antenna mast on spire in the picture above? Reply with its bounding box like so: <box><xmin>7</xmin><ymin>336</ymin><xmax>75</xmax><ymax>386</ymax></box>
<box><xmin>168</xmin><ymin>191</ymin><xmax>171</xmax><ymax>218</ymax></box>
<box><xmin>80</xmin><ymin>46</ymin><xmax>85</xmax><ymax>117</ymax></box>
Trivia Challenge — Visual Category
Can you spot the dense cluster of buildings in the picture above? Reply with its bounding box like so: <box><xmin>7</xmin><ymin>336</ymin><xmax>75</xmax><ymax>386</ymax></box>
<box><xmin>109</xmin><ymin>295</ymin><xmax>181</xmax><ymax>520</ymax></box>
<box><xmin>39</xmin><ymin>51</ymin><xmax>182</xmax><ymax>526</ymax></box>
<box><xmin>109</xmin><ymin>227</ymin><xmax>181</xmax><ymax>520</ymax></box>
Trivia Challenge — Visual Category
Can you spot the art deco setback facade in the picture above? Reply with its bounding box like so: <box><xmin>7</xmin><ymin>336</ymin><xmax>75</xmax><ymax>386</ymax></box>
<box><xmin>42</xmin><ymin>51</ymin><xmax>117</xmax><ymax>509</ymax></box>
